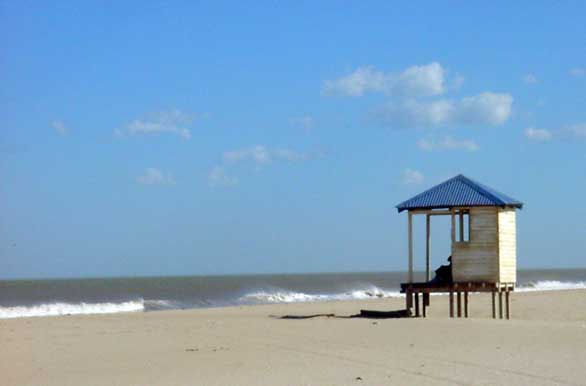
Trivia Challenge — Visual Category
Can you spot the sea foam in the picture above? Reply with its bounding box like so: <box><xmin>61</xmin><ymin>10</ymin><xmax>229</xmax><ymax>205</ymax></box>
<box><xmin>238</xmin><ymin>286</ymin><xmax>402</xmax><ymax>304</ymax></box>
<box><xmin>239</xmin><ymin>281</ymin><xmax>586</xmax><ymax>305</ymax></box>
<box><xmin>0</xmin><ymin>300</ymin><xmax>144</xmax><ymax>319</ymax></box>
<box><xmin>517</xmin><ymin>280</ymin><xmax>586</xmax><ymax>292</ymax></box>
<box><xmin>2</xmin><ymin>281</ymin><xmax>585</xmax><ymax>319</ymax></box>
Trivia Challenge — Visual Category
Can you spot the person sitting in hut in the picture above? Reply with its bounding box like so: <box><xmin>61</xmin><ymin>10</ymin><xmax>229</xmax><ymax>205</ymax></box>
<box><xmin>430</xmin><ymin>256</ymin><xmax>452</xmax><ymax>284</ymax></box>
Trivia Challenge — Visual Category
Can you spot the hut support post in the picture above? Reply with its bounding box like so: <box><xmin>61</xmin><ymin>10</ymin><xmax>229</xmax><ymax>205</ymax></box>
<box><xmin>498</xmin><ymin>290</ymin><xmax>503</xmax><ymax>319</ymax></box>
<box><xmin>464</xmin><ymin>291</ymin><xmax>469</xmax><ymax>318</ymax></box>
<box><xmin>408</xmin><ymin>212</ymin><xmax>413</xmax><ymax>283</ymax></box>
<box><xmin>449</xmin><ymin>290</ymin><xmax>454</xmax><ymax>318</ymax></box>
<box><xmin>414</xmin><ymin>293</ymin><xmax>420</xmax><ymax>317</ymax></box>
<box><xmin>422</xmin><ymin>294</ymin><xmax>427</xmax><ymax>318</ymax></box>
<box><xmin>505</xmin><ymin>286</ymin><xmax>510</xmax><ymax>319</ymax></box>
<box><xmin>491</xmin><ymin>291</ymin><xmax>496</xmax><ymax>319</ymax></box>
<box><xmin>425</xmin><ymin>214</ymin><xmax>431</xmax><ymax>281</ymax></box>
<box><xmin>457</xmin><ymin>291</ymin><xmax>462</xmax><ymax>317</ymax></box>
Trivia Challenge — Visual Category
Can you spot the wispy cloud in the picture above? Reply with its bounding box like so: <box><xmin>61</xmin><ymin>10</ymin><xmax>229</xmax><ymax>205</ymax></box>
<box><xmin>401</xmin><ymin>169</ymin><xmax>425</xmax><ymax>186</ymax></box>
<box><xmin>418</xmin><ymin>136</ymin><xmax>479</xmax><ymax>152</ymax></box>
<box><xmin>376</xmin><ymin>92</ymin><xmax>513</xmax><ymax>129</ymax></box>
<box><xmin>52</xmin><ymin>120</ymin><xmax>68</xmax><ymax>136</ymax></box>
<box><xmin>208</xmin><ymin>145</ymin><xmax>325</xmax><ymax>187</ymax></box>
<box><xmin>524</xmin><ymin>123</ymin><xmax>586</xmax><ymax>142</ymax></box>
<box><xmin>223</xmin><ymin>145</ymin><xmax>313</xmax><ymax>165</ymax></box>
<box><xmin>524</xmin><ymin>127</ymin><xmax>552</xmax><ymax>142</ymax></box>
<box><xmin>569</xmin><ymin>68</ymin><xmax>585</xmax><ymax>77</ymax></box>
<box><xmin>323</xmin><ymin>62</ymin><xmax>446</xmax><ymax>97</ymax></box>
<box><xmin>523</xmin><ymin>74</ymin><xmax>539</xmax><ymax>84</ymax></box>
<box><xmin>136</xmin><ymin>168</ymin><xmax>176</xmax><ymax>186</ymax></box>
<box><xmin>116</xmin><ymin>109</ymin><xmax>196</xmax><ymax>140</ymax></box>
<box><xmin>208</xmin><ymin>166</ymin><xmax>238</xmax><ymax>187</ymax></box>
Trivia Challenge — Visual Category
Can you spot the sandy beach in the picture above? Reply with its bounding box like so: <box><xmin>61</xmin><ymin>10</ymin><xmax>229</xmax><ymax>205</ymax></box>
<box><xmin>1</xmin><ymin>289</ymin><xmax>585</xmax><ymax>386</ymax></box>
<box><xmin>4</xmin><ymin>2</ymin><xmax>586</xmax><ymax>385</ymax></box>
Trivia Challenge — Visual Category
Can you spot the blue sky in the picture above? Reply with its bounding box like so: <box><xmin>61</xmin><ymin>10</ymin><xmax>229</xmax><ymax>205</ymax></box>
<box><xmin>1</xmin><ymin>2</ymin><xmax>585</xmax><ymax>279</ymax></box>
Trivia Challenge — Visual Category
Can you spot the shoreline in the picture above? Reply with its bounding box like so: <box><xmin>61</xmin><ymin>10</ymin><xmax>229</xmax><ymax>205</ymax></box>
<box><xmin>2</xmin><ymin>278</ymin><xmax>586</xmax><ymax>320</ymax></box>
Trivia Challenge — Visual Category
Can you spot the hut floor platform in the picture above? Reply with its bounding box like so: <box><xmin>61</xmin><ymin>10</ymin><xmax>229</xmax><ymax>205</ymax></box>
<box><xmin>400</xmin><ymin>282</ymin><xmax>514</xmax><ymax>319</ymax></box>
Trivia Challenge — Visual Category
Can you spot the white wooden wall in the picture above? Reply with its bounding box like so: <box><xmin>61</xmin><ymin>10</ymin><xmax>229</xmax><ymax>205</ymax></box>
<box><xmin>498</xmin><ymin>209</ymin><xmax>517</xmax><ymax>283</ymax></box>
<box><xmin>452</xmin><ymin>207</ymin><xmax>500</xmax><ymax>282</ymax></box>
<box><xmin>451</xmin><ymin>207</ymin><xmax>518</xmax><ymax>284</ymax></box>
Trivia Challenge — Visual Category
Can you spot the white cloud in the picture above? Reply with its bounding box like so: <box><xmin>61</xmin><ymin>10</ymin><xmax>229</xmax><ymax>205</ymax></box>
<box><xmin>523</xmin><ymin>74</ymin><xmax>539</xmax><ymax>84</ymax></box>
<box><xmin>401</xmin><ymin>169</ymin><xmax>425</xmax><ymax>186</ymax></box>
<box><xmin>210</xmin><ymin>145</ymin><xmax>324</xmax><ymax>186</ymax></box>
<box><xmin>208</xmin><ymin>166</ymin><xmax>238</xmax><ymax>187</ymax></box>
<box><xmin>117</xmin><ymin>109</ymin><xmax>195</xmax><ymax>140</ymax></box>
<box><xmin>455</xmin><ymin>93</ymin><xmax>513</xmax><ymax>125</ymax></box>
<box><xmin>569</xmin><ymin>68</ymin><xmax>585</xmax><ymax>77</ymax></box>
<box><xmin>223</xmin><ymin>145</ymin><xmax>310</xmax><ymax>165</ymax></box>
<box><xmin>291</xmin><ymin>116</ymin><xmax>314</xmax><ymax>132</ymax></box>
<box><xmin>418</xmin><ymin>136</ymin><xmax>479</xmax><ymax>152</ymax></box>
<box><xmin>127</xmin><ymin>120</ymin><xmax>191</xmax><ymax>139</ymax></box>
<box><xmin>52</xmin><ymin>120</ymin><xmax>68</xmax><ymax>135</ymax></box>
<box><xmin>136</xmin><ymin>168</ymin><xmax>176</xmax><ymax>185</ymax></box>
<box><xmin>323</xmin><ymin>66</ymin><xmax>386</xmax><ymax>97</ymax></box>
<box><xmin>523</xmin><ymin>123</ymin><xmax>586</xmax><ymax>143</ymax></box>
<box><xmin>395</xmin><ymin>62</ymin><xmax>445</xmax><ymax>97</ymax></box>
<box><xmin>524</xmin><ymin>127</ymin><xmax>552</xmax><ymax>142</ymax></box>
<box><xmin>224</xmin><ymin>146</ymin><xmax>271</xmax><ymax>165</ymax></box>
<box><xmin>377</xmin><ymin>92</ymin><xmax>513</xmax><ymax>128</ymax></box>
<box><xmin>323</xmin><ymin>62</ymin><xmax>446</xmax><ymax>97</ymax></box>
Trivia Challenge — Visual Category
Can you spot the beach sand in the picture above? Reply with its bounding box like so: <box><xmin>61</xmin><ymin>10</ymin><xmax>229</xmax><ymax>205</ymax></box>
<box><xmin>2</xmin><ymin>289</ymin><xmax>586</xmax><ymax>386</ymax></box>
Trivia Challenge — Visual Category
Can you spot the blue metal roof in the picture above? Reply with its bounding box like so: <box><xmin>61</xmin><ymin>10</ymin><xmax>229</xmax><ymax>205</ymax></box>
<box><xmin>396</xmin><ymin>174</ymin><xmax>523</xmax><ymax>212</ymax></box>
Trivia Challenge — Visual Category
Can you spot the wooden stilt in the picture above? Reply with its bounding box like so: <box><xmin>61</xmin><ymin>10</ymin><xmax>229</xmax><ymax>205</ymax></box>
<box><xmin>498</xmin><ymin>290</ymin><xmax>503</xmax><ymax>319</ymax></box>
<box><xmin>449</xmin><ymin>290</ymin><xmax>454</xmax><ymax>318</ymax></box>
<box><xmin>464</xmin><ymin>291</ymin><xmax>468</xmax><ymax>318</ymax></box>
<box><xmin>406</xmin><ymin>289</ymin><xmax>413</xmax><ymax>312</ymax></box>
<box><xmin>423</xmin><ymin>293</ymin><xmax>430</xmax><ymax>307</ymax></box>
<box><xmin>422</xmin><ymin>297</ymin><xmax>427</xmax><ymax>318</ymax></box>
<box><xmin>505</xmin><ymin>287</ymin><xmax>510</xmax><ymax>319</ymax></box>
<box><xmin>491</xmin><ymin>291</ymin><xmax>496</xmax><ymax>319</ymax></box>
<box><xmin>457</xmin><ymin>291</ymin><xmax>462</xmax><ymax>318</ymax></box>
<box><xmin>415</xmin><ymin>292</ymin><xmax>420</xmax><ymax>317</ymax></box>
<box><xmin>415</xmin><ymin>293</ymin><xmax>420</xmax><ymax>317</ymax></box>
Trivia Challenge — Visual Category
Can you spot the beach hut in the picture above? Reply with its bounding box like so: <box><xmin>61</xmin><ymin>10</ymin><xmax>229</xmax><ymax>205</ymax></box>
<box><xmin>396</xmin><ymin>175</ymin><xmax>523</xmax><ymax>319</ymax></box>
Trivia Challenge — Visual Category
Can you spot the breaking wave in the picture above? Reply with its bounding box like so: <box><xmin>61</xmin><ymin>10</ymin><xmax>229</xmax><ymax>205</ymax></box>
<box><xmin>3</xmin><ymin>281</ymin><xmax>585</xmax><ymax>319</ymax></box>
<box><xmin>517</xmin><ymin>280</ymin><xmax>586</xmax><ymax>292</ymax></box>
<box><xmin>238</xmin><ymin>286</ymin><xmax>402</xmax><ymax>304</ymax></box>
<box><xmin>0</xmin><ymin>300</ymin><xmax>145</xmax><ymax>319</ymax></box>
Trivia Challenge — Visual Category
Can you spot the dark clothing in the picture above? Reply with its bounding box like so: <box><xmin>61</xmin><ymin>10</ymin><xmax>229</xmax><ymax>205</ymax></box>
<box><xmin>430</xmin><ymin>262</ymin><xmax>452</xmax><ymax>284</ymax></box>
<box><xmin>434</xmin><ymin>264</ymin><xmax>452</xmax><ymax>283</ymax></box>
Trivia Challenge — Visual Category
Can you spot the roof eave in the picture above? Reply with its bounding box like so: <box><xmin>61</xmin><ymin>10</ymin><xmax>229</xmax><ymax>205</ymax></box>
<box><xmin>397</xmin><ymin>203</ymin><xmax>523</xmax><ymax>213</ymax></box>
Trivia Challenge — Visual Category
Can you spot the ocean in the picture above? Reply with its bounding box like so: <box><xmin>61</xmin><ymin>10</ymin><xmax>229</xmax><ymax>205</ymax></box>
<box><xmin>1</xmin><ymin>269</ymin><xmax>586</xmax><ymax>319</ymax></box>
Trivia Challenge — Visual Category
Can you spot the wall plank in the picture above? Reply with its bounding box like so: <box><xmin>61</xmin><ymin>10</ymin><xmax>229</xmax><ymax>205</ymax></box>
<box><xmin>498</xmin><ymin>209</ymin><xmax>517</xmax><ymax>283</ymax></box>
<box><xmin>452</xmin><ymin>207</ymin><xmax>499</xmax><ymax>282</ymax></box>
